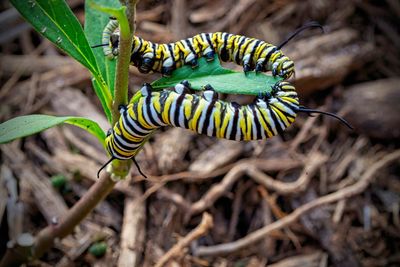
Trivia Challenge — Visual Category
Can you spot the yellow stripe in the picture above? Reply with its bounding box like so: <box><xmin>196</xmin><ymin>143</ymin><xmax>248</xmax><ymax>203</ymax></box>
<box><xmin>256</xmin><ymin>108</ymin><xmax>270</xmax><ymax>138</ymax></box>
<box><xmin>254</xmin><ymin>42</ymin><xmax>267</xmax><ymax>58</ymax></box>
<box><xmin>162</xmin><ymin>93</ymin><xmax>174</xmax><ymax>125</ymax></box>
<box><xmin>111</xmin><ymin>140</ymin><xmax>133</xmax><ymax>158</ymax></box>
<box><xmin>240</xmin><ymin>38</ymin><xmax>253</xmax><ymax>59</ymax></box>
<box><xmin>281</xmin><ymin>96</ymin><xmax>299</xmax><ymax>105</ymax></box>
<box><xmin>269</xmin><ymin>51</ymin><xmax>281</xmax><ymax>62</ymax></box>
<box><xmin>271</xmin><ymin>105</ymin><xmax>290</xmax><ymax>127</ymax></box>
<box><xmin>213</xmin><ymin>102</ymin><xmax>222</xmax><ymax>138</ymax></box>
<box><xmin>258</xmin><ymin>108</ymin><xmax>274</xmax><ymax>137</ymax></box>
<box><xmin>190</xmin><ymin>100</ymin><xmax>206</xmax><ymax>132</ymax></box>
<box><xmin>183</xmin><ymin>95</ymin><xmax>193</xmax><ymax>120</ymax></box>
<box><xmin>238</xmin><ymin>109</ymin><xmax>246</xmax><ymax>140</ymax></box>
<box><xmin>220</xmin><ymin>106</ymin><xmax>232</xmax><ymax>138</ymax></box>
<box><xmin>152</xmin><ymin>94</ymin><xmax>162</xmax><ymax>113</ymax></box>
<box><xmin>136</xmin><ymin>98</ymin><xmax>152</xmax><ymax>129</ymax></box>
<box><xmin>119</xmin><ymin>117</ymin><xmax>143</xmax><ymax>142</ymax></box>
<box><xmin>245</xmin><ymin>108</ymin><xmax>254</xmax><ymax>141</ymax></box>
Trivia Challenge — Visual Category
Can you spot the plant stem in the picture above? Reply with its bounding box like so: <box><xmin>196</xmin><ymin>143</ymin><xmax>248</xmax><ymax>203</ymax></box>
<box><xmin>112</xmin><ymin>4</ymin><xmax>135</xmax><ymax>124</ymax></box>
<box><xmin>110</xmin><ymin>1</ymin><xmax>138</xmax><ymax>178</ymax></box>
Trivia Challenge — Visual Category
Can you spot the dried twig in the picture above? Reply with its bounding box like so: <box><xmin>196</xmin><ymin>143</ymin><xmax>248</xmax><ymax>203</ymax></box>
<box><xmin>154</xmin><ymin>212</ymin><xmax>213</xmax><ymax>267</ymax></box>
<box><xmin>118</xmin><ymin>187</ymin><xmax>146</xmax><ymax>267</ymax></box>
<box><xmin>193</xmin><ymin>150</ymin><xmax>400</xmax><ymax>257</ymax></box>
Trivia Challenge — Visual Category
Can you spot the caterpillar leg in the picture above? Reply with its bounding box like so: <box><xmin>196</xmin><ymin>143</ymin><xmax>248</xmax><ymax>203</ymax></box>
<box><xmin>118</xmin><ymin>104</ymin><xmax>128</xmax><ymax>113</ymax></box>
<box><xmin>255</xmin><ymin>59</ymin><xmax>266</xmax><ymax>73</ymax></box>
<box><xmin>161</xmin><ymin>66</ymin><xmax>174</xmax><ymax>77</ymax></box>
<box><xmin>189</xmin><ymin>58</ymin><xmax>199</xmax><ymax>68</ymax></box>
<box><xmin>204</xmin><ymin>51</ymin><xmax>215</xmax><ymax>61</ymax></box>
<box><xmin>139</xmin><ymin>57</ymin><xmax>154</xmax><ymax>73</ymax></box>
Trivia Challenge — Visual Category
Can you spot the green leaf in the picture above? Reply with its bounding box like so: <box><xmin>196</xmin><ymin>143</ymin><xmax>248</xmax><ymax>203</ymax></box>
<box><xmin>85</xmin><ymin>0</ymin><xmax>121</xmax><ymax>97</ymax></box>
<box><xmin>51</xmin><ymin>174</ymin><xmax>67</xmax><ymax>189</ymax></box>
<box><xmin>11</xmin><ymin>0</ymin><xmax>112</xmax><ymax>122</ymax></box>
<box><xmin>88</xmin><ymin>242</ymin><xmax>108</xmax><ymax>257</ymax></box>
<box><xmin>93</xmin><ymin>79</ymin><xmax>112</xmax><ymax>122</ymax></box>
<box><xmin>0</xmin><ymin>115</ymin><xmax>106</xmax><ymax>147</ymax></box>
<box><xmin>11</xmin><ymin>0</ymin><xmax>99</xmax><ymax>76</ymax></box>
<box><xmin>152</xmin><ymin>56</ymin><xmax>283</xmax><ymax>95</ymax></box>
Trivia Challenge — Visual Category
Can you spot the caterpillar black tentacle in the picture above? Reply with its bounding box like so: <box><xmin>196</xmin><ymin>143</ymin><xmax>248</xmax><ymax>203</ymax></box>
<box><xmin>297</xmin><ymin>106</ymin><xmax>353</xmax><ymax>130</ymax></box>
<box><xmin>100</xmin><ymin>21</ymin><xmax>324</xmax><ymax>78</ymax></box>
<box><xmin>276</xmin><ymin>21</ymin><xmax>324</xmax><ymax>50</ymax></box>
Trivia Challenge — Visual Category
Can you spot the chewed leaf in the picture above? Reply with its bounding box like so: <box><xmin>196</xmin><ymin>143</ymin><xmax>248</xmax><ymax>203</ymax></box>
<box><xmin>152</xmin><ymin>55</ymin><xmax>282</xmax><ymax>95</ymax></box>
<box><xmin>0</xmin><ymin>115</ymin><xmax>106</xmax><ymax>147</ymax></box>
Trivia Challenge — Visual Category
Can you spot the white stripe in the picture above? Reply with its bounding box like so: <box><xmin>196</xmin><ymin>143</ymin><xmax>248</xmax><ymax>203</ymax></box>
<box><xmin>125</xmin><ymin>112</ymin><xmax>152</xmax><ymax>135</ymax></box>
<box><xmin>207</xmin><ymin>108</ymin><xmax>215</xmax><ymax>137</ymax></box>
<box><xmin>114</xmin><ymin>133</ymin><xmax>141</xmax><ymax>149</ymax></box>
<box><xmin>197</xmin><ymin>100</ymin><xmax>210</xmax><ymax>133</ymax></box>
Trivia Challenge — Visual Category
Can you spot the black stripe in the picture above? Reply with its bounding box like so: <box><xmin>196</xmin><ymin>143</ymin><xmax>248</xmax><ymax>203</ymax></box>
<box><xmin>263</xmin><ymin>45</ymin><xmax>277</xmax><ymax>66</ymax></box>
<box><xmin>220</xmin><ymin>33</ymin><xmax>230</xmax><ymax>61</ymax></box>
<box><xmin>184</xmin><ymin>38</ymin><xmax>196</xmax><ymax>55</ymax></box>
<box><xmin>123</xmin><ymin>108</ymin><xmax>150</xmax><ymax>135</ymax></box>
<box><xmin>145</xmin><ymin>94</ymin><xmax>160</xmax><ymax>126</ymax></box>
<box><xmin>114</xmin><ymin>134</ymin><xmax>142</xmax><ymax>151</ymax></box>
<box><xmin>271</xmin><ymin>97</ymin><xmax>296</xmax><ymax>119</ymax></box>
<box><xmin>276</xmin><ymin>97</ymin><xmax>298</xmax><ymax>114</ymax></box>
<box><xmin>107</xmin><ymin>140</ymin><xmax>120</xmax><ymax>159</ymax></box>
<box><xmin>235</xmin><ymin>36</ymin><xmax>247</xmax><ymax>64</ymax></box>
<box><xmin>229</xmin><ymin>103</ymin><xmax>240</xmax><ymax>140</ymax></box>
<box><xmin>267</xmin><ymin>102</ymin><xmax>284</xmax><ymax>136</ymax></box>
<box><xmin>174</xmin><ymin>92</ymin><xmax>186</xmax><ymax>127</ymax></box>
<box><xmin>250</xmin><ymin>105</ymin><xmax>262</xmax><ymax>139</ymax></box>
<box><xmin>202</xmin><ymin>98</ymin><xmax>216</xmax><ymax>135</ymax></box>
<box><xmin>121</xmin><ymin>112</ymin><xmax>146</xmax><ymax>136</ymax></box>
<box><xmin>255</xmin><ymin>104</ymin><xmax>274</xmax><ymax>137</ymax></box>
<box><xmin>188</xmin><ymin>94</ymin><xmax>200</xmax><ymax>121</ymax></box>
<box><xmin>270</xmin><ymin>103</ymin><xmax>295</xmax><ymax>127</ymax></box>
<box><xmin>205</xmin><ymin>33</ymin><xmax>214</xmax><ymax>50</ymax></box>
<box><xmin>249</xmin><ymin>40</ymin><xmax>261</xmax><ymax>66</ymax></box>
<box><xmin>242</xmin><ymin>107</ymin><xmax>248</xmax><ymax>141</ymax></box>
<box><xmin>167</xmin><ymin>43</ymin><xmax>176</xmax><ymax>69</ymax></box>
<box><xmin>238</xmin><ymin>38</ymin><xmax>253</xmax><ymax>65</ymax></box>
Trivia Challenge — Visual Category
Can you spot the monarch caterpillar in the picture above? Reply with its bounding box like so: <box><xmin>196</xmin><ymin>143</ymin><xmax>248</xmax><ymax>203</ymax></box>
<box><xmin>98</xmin><ymin>80</ymin><xmax>352</xmax><ymax>178</ymax></box>
<box><xmin>96</xmin><ymin>20</ymin><xmax>322</xmax><ymax>78</ymax></box>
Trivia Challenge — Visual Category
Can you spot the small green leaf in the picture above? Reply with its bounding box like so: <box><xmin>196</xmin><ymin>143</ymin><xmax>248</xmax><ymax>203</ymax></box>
<box><xmin>89</xmin><ymin>242</ymin><xmax>107</xmax><ymax>257</ymax></box>
<box><xmin>152</xmin><ymin>56</ymin><xmax>282</xmax><ymax>95</ymax></box>
<box><xmin>51</xmin><ymin>174</ymin><xmax>67</xmax><ymax>189</ymax></box>
<box><xmin>85</xmin><ymin>0</ymin><xmax>121</xmax><ymax>96</ymax></box>
<box><xmin>0</xmin><ymin>115</ymin><xmax>106</xmax><ymax>147</ymax></box>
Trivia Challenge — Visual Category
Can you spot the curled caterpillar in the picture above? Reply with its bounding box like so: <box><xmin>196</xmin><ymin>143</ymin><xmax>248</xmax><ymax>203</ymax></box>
<box><xmin>101</xmin><ymin>18</ymin><xmax>119</xmax><ymax>60</ymax></box>
<box><xmin>99</xmin><ymin>20</ymin><xmax>322</xmax><ymax>78</ymax></box>
<box><xmin>98</xmin><ymin>80</ymin><xmax>351</xmax><ymax>177</ymax></box>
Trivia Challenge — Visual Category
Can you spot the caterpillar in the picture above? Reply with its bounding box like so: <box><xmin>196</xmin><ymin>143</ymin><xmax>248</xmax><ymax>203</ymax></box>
<box><xmin>97</xmin><ymin>19</ymin><xmax>322</xmax><ymax>78</ymax></box>
<box><xmin>98</xmin><ymin>80</ymin><xmax>352</xmax><ymax>178</ymax></box>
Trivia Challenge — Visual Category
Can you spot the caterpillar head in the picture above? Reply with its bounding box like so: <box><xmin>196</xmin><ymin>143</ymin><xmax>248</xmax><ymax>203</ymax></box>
<box><xmin>109</xmin><ymin>32</ymin><xmax>120</xmax><ymax>57</ymax></box>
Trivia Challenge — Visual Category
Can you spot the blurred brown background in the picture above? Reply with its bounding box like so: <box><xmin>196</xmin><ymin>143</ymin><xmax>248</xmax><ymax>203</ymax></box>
<box><xmin>0</xmin><ymin>0</ymin><xmax>399</xmax><ymax>266</ymax></box>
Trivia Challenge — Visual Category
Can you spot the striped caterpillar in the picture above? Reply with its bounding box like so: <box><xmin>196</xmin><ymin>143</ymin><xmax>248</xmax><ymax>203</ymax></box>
<box><xmin>98</xmin><ymin>80</ymin><xmax>351</xmax><ymax>177</ymax></box>
<box><xmin>97</xmin><ymin>19</ymin><xmax>322</xmax><ymax>78</ymax></box>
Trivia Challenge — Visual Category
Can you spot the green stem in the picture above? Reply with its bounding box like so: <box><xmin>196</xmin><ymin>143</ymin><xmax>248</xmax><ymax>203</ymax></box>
<box><xmin>111</xmin><ymin>7</ymin><xmax>132</xmax><ymax>124</ymax></box>
<box><xmin>109</xmin><ymin>3</ymin><xmax>137</xmax><ymax>178</ymax></box>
